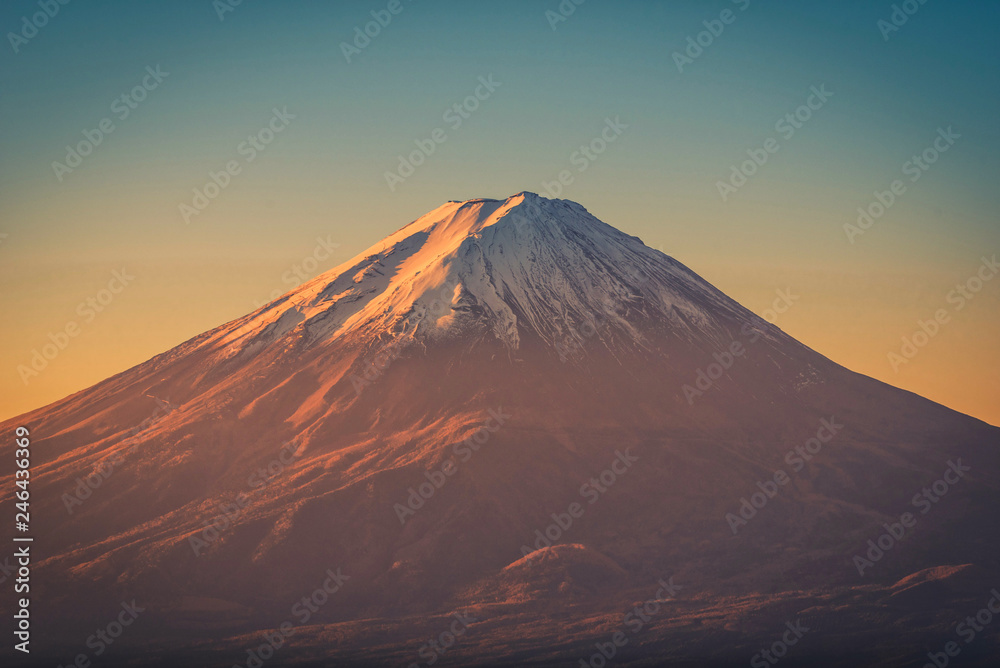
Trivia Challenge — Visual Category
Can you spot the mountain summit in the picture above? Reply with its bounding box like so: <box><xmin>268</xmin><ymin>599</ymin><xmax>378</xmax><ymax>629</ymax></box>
<box><xmin>4</xmin><ymin>194</ymin><xmax>999</xmax><ymax>665</ymax></box>
<box><xmin>234</xmin><ymin>191</ymin><xmax>772</xmax><ymax>359</ymax></box>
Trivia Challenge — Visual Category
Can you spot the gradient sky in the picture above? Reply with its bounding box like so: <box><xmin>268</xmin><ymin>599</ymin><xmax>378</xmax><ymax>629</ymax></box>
<box><xmin>1</xmin><ymin>0</ymin><xmax>998</xmax><ymax>425</ymax></box>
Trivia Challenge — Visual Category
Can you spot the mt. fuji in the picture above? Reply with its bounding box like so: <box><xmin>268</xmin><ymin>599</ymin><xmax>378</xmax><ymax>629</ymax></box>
<box><xmin>3</xmin><ymin>193</ymin><xmax>998</xmax><ymax>667</ymax></box>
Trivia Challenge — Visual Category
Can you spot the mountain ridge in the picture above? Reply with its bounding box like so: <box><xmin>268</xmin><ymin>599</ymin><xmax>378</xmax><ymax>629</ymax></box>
<box><xmin>2</xmin><ymin>193</ymin><xmax>998</xmax><ymax>666</ymax></box>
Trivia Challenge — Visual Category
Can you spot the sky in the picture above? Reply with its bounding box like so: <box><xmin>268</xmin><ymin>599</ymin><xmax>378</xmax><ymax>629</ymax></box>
<box><xmin>1</xmin><ymin>0</ymin><xmax>997</xmax><ymax>425</ymax></box>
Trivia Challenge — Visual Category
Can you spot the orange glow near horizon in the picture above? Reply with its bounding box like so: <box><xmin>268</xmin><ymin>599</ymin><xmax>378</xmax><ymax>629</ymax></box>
<box><xmin>1</xmin><ymin>224</ymin><xmax>996</xmax><ymax>427</ymax></box>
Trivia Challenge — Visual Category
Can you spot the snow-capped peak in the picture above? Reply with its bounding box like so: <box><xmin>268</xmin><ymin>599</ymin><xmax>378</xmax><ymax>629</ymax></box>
<box><xmin>211</xmin><ymin>193</ymin><xmax>774</xmax><ymax>360</ymax></box>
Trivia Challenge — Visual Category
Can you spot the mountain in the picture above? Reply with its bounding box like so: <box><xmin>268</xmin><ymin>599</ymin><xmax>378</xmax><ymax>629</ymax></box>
<box><xmin>3</xmin><ymin>192</ymin><xmax>999</xmax><ymax>667</ymax></box>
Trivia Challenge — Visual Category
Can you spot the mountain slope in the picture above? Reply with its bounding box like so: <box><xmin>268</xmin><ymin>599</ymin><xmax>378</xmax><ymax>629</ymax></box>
<box><xmin>2</xmin><ymin>192</ymin><xmax>998</xmax><ymax>665</ymax></box>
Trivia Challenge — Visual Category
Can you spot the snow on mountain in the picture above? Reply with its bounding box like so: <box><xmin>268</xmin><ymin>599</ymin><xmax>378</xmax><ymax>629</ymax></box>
<box><xmin>3</xmin><ymin>192</ymin><xmax>998</xmax><ymax>668</ymax></box>
<box><xmin>205</xmin><ymin>192</ymin><xmax>782</xmax><ymax>369</ymax></box>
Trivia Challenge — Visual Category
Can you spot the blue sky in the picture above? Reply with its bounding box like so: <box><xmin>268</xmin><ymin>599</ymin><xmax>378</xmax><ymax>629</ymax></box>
<box><xmin>1</xmin><ymin>0</ymin><xmax>998</xmax><ymax>423</ymax></box>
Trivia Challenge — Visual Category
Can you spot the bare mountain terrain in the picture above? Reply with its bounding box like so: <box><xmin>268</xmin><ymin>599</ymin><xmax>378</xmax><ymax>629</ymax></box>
<box><xmin>3</xmin><ymin>193</ymin><xmax>998</xmax><ymax>666</ymax></box>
